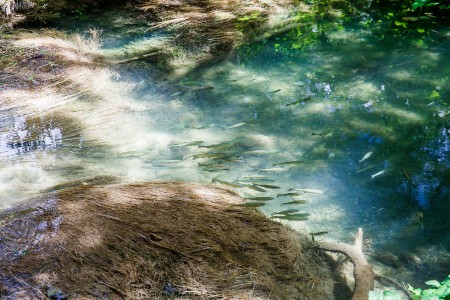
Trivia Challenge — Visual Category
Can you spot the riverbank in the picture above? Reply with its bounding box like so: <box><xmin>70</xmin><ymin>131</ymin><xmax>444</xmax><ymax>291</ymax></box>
<box><xmin>0</xmin><ymin>181</ymin><xmax>341</xmax><ymax>299</ymax></box>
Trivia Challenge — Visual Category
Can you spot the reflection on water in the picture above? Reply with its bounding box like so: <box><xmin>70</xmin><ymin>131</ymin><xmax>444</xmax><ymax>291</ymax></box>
<box><xmin>1</xmin><ymin>18</ymin><xmax>449</xmax><ymax>287</ymax></box>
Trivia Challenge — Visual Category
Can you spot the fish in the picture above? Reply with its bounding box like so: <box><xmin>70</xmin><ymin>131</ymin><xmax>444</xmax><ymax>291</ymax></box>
<box><xmin>203</xmin><ymin>168</ymin><xmax>230</xmax><ymax>172</ymax></box>
<box><xmin>191</xmin><ymin>85</ymin><xmax>214</xmax><ymax>92</ymax></box>
<box><xmin>169</xmin><ymin>91</ymin><xmax>184</xmax><ymax>97</ymax></box>
<box><xmin>151</xmin><ymin>160</ymin><xmax>184</xmax><ymax>166</ymax></box>
<box><xmin>242</xmin><ymin>175</ymin><xmax>269</xmax><ymax>179</ymax></box>
<box><xmin>286</xmin><ymin>97</ymin><xmax>312</xmax><ymax>106</ymax></box>
<box><xmin>416</xmin><ymin>211</ymin><xmax>424</xmax><ymax>229</ymax></box>
<box><xmin>243</xmin><ymin>150</ymin><xmax>279</xmax><ymax>155</ymax></box>
<box><xmin>281</xmin><ymin>200</ymin><xmax>308</xmax><ymax>205</ymax></box>
<box><xmin>172</xmin><ymin>141</ymin><xmax>204</xmax><ymax>147</ymax></box>
<box><xmin>259</xmin><ymin>167</ymin><xmax>290</xmax><ymax>173</ymax></box>
<box><xmin>271</xmin><ymin>213</ymin><xmax>310</xmax><ymax>221</ymax></box>
<box><xmin>273</xmin><ymin>160</ymin><xmax>310</xmax><ymax>166</ymax></box>
<box><xmin>253</xmin><ymin>184</ymin><xmax>281</xmax><ymax>189</ymax></box>
<box><xmin>190</xmin><ymin>152</ymin><xmax>228</xmax><ymax>159</ymax></box>
<box><xmin>311</xmin><ymin>129</ymin><xmax>333</xmax><ymax>137</ymax></box>
<box><xmin>402</xmin><ymin>16</ymin><xmax>418</xmax><ymax>21</ymax></box>
<box><xmin>269</xmin><ymin>89</ymin><xmax>282</xmax><ymax>93</ymax></box>
<box><xmin>198</xmin><ymin>163</ymin><xmax>227</xmax><ymax>168</ymax></box>
<box><xmin>310</xmin><ymin>231</ymin><xmax>328</xmax><ymax>236</ymax></box>
<box><xmin>245</xmin><ymin>197</ymin><xmax>274</xmax><ymax>201</ymax></box>
<box><xmin>289</xmin><ymin>188</ymin><xmax>323</xmax><ymax>194</ymax></box>
<box><xmin>277</xmin><ymin>192</ymin><xmax>303</xmax><ymax>197</ymax></box>
<box><xmin>402</xmin><ymin>168</ymin><xmax>414</xmax><ymax>183</ymax></box>
<box><xmin>359</xmin><ymin>151</ymin><xmax>373</xmax><ymax>163</ymax></box>
<box><xmin>199</xmin><ymin>143</ymin><xmax>234</xmax><ymax>149</ymax></box>
<box><xmin>190</xmin><ymin>125</ymin><xmax>210</xmax><ymax>129</ymax></box>
<box><xmin>245</xmin><ymin>185</ymin><xmax>267</xmax><ymax>192</ymax></box>
<box><xmin>371</xmin><ymin>170</ymin><xmax>385</xmax><ymax>179</ymax></box>
<box><xmin>212</xmin><ymin>178</ymin><xmax>245</xmax><ymax>188</ymax></box>
<box><xmin>272</xmin><ymin>209</ymin><xmax>300</xmax><ymax>215</ymax></box>
<box><xmin>355</xmin><ymin>164</ymin><xmax>376</xmax><ymax>174</ymax></box>
<box><xmin>236</xmin><ymin>180</ymin><xmax>276</xmax><ymax>186</ymax></box>
<box><xmin>225</xmin><ymin>122</ymin><xmax>247</xmax><ymax>130</ymax></box>
<box><xmin>238</xmin><ymin>202</ymin><xmax>266</xmax><ymax>208</ymax></box>
<box><xmin>190</xmin><ymin>124</ymin><xmax>222</xmax><ymax>129</ymax></box>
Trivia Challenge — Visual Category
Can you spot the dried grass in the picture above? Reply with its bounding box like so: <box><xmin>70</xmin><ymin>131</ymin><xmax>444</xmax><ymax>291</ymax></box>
<box><xmin>0</xmin><ymin>182</ymin><xmax>334</xmax><ymax>299</ymax></box>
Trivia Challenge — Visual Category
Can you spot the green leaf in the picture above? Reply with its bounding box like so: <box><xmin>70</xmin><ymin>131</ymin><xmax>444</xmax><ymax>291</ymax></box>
<box><xmin>425</xmin><ymin>280</ymin><xmax>441</xmax><ymax>288</ymax></box>
<box><xmin>394</xmin><ymin>21</ymin><xmax>408</xmax><ymax>28</ymax></box>
<box><xmin>412</xmin><ymin>0</ymin><xmax>431</xmax><ymax>10</ymax></box>
<box><xmin>417</xmin><ymin>28</ymin><xmax>425</xmax><ymax>33</ymax></box>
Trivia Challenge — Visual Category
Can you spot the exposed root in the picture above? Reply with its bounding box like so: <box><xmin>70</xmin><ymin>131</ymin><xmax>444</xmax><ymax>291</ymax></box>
<box><xmin>318</xmin><ymin>228</ymin><xmax>375</xmax><ymax>300</ymax></box>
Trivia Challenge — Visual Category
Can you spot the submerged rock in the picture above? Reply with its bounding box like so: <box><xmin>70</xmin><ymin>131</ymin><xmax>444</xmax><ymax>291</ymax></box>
<box><xmin>0</xmin><ymin>181</ymin><xmax>336</xmax><ymax>299</ymax></box>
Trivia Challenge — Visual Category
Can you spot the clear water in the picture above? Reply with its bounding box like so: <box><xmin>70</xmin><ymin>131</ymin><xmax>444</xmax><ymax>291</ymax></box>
<box><xmin>1</xmin><ymin>12</ymin><xmax>449</xmax><ymax>287</ymax></box>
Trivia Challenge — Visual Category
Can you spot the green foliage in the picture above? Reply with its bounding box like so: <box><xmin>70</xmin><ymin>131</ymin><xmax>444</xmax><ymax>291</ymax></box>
<box><xmin>235</xmin><ymin>11</ymin><xmax>264</xmax><ymax>34</ymax></box>
<box><xmin>412</xmin><ymin>0</ymin><xmax>447</xmax><ymax>10</ymax></box>
<box><xmin>369</xmin><ymin>275</ymin><xmax>450</xmax><ymax>300</ymax></box>
<box><xmin>407</xmin><ymin>275</ymin><xmax>450</xmax><ymax>300</ymax></box>
<box><xmin>237</xmin><ymin>11</ymin><xmax>261</xmax><ymax>22</ymax></box>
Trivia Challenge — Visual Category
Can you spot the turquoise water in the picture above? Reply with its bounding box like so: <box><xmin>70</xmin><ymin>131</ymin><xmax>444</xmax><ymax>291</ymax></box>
<box><xmin>1</xmin><ymin>12</ymin><xmax>449</xmax><ymax>288</ymax></box>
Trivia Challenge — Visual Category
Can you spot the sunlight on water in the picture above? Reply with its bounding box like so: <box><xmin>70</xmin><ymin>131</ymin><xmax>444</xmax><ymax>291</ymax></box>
<box><xmin>1</xmin><ymin>19</ymin><xmax>449</xmax><ymax>286</ymax></box>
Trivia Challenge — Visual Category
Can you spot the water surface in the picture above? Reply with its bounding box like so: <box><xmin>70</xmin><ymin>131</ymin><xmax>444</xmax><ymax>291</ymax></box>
<box><xmin>1</xmin><ymin>12</ymin><xmax>449</xmax><ymax>287</ymax></box>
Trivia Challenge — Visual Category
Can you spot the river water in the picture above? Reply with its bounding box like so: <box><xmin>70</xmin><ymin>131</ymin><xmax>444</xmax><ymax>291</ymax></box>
<box><xmin>1</xmin><ymin>9</ymin><xmax>449</xmax><ymax>288</ymax></box>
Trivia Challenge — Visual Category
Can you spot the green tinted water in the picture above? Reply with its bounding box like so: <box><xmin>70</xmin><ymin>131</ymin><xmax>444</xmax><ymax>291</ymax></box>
<box><xmin>1</xmin><ymin>13</ymin><xmax>449</xmax><ymax>287</ymax></box>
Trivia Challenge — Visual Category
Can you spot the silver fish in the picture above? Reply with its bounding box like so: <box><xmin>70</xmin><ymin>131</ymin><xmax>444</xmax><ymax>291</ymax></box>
<box><xmin>172</xmin><ymin>141</ymin><xmax>204</xmax><ymax>147</ymax></box>
<box><xmin>289</xmin><ymin>188</ymin><xmax>323</xmax><ymax>194</ymax></box>
<box><xmin>225</xmin><ymin>122</ymin><xmax>247</xmax><ymax>130</ymax></box>
<box><xmin>242</xmin><ymin>175</ymin><xmax>269</xmax><ymax>179</ymax></box>
<box><xmin>371</xmin><ymin>170</ymin><xmax>385</xmax><ymax>179</ymax></box>
<box><xmin>359</xmin><ymin>151</ymin><xmax>373</xmax><ymax>163</ymax></box>
<box><xmin>212</xmin><ymin>178</ymin><xmax>245</xmax><ymax>188</ymax></box>
<box><xmin>272</xmin><ymin>209</ymin><xmax>300</xmax><ymax>215</ymax></box>
<box><xmin>273</xmin><ymin>160</ymin><xmax>310</xmax><ymax>166</ymax></box>
<box><xmin>245</xmin><ymin>197</ymin><xmax>274</xmax><ymax>201</ymax></box>
<box><xmin>259</xmin><ymin>167</ymin><xmax>290</xmax><ymax>173</ymax></box>
<box><xmin>253</xmin><ymin>184</ymin><xmax>280</xmax><ymax>189</ymax></box>
<box><xmin>238</xmin><ymin>202</ymin><xmax>266</xmax><ymax>208</ymax></box>
<box><xmin>243</xmin><ymin>150</ymin><xmax>280</xmax><ymax>155</ymax></box>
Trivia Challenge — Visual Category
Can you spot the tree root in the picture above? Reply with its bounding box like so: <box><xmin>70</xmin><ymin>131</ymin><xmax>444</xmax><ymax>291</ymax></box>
<box><xmin>318</xmin><ymin>228</ymin><xmax>375</xmax><ymax>300</ymax></box>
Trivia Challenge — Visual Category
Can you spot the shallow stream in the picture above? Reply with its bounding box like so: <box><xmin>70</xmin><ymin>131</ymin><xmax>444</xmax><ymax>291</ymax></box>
<box><xmin>1</xmin><ymin>10</ymin><xmax>449</xmax><ymax>288</ymax></box>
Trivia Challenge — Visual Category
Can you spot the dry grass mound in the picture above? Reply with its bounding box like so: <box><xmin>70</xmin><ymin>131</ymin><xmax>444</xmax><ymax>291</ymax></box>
<box><xmin>135</xmin><ymin>0</ymin><xmax>310</xmax><ymax>78</ymax></box>
<box><xmin>0</xmin><ymin>181</ymin><xmax>334</xmax><ymax>299</ymax></box>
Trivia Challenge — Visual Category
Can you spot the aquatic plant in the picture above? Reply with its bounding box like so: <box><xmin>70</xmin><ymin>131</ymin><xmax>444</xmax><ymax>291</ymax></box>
<box><xmin>369</xmin><ymin>274</ymin><xmax>450</xmax><ymax>300</ymax></box>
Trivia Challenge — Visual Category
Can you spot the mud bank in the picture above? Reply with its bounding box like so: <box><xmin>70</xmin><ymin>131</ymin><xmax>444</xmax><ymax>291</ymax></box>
<box><xmin>0</xmin><ymin>181</ymin><xmax>339</xmax><ymax>299</ymax></box>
